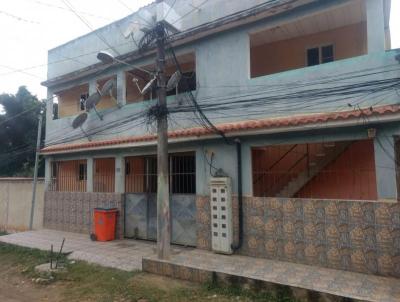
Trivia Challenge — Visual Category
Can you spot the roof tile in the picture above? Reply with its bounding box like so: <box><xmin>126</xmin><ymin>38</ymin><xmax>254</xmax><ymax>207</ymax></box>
<box><xmin>41</xmin><ymin>105</ymin><xmax>400</xmax><ymax>154</ymax></box>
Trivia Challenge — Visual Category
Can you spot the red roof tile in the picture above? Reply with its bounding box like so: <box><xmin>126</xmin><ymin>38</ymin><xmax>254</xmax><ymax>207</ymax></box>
<box><xmin>41</xmin><ymin>105</ymin><xmax>400</xmax><ymax>154</ymax></box>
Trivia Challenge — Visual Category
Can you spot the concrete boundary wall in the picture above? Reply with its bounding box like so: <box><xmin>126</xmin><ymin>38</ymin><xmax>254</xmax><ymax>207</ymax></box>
<box><xmin>0</xmin><ymin>178</ymin><xmax>44</xmax><ymax>232</ymax></box>
<box><xmin>197</xmin><ymin>196</ymin><xmax>400</xmax><ymax>278</ymax></box>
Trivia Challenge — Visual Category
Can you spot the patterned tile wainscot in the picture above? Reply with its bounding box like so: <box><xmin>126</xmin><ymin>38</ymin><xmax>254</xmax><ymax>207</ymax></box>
<box><xmin>44</xmin><ymin>192</ymin><xmax>125</xmax><ymax>239</ymax></box>
<box><xmin>196</xmin><ymin>196</ymin><xmax>400</xmax><ymax>278</ymax></box>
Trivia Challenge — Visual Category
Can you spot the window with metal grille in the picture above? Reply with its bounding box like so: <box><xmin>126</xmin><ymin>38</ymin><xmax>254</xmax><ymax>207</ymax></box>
<box><xmin>93</xmin><ymin>158</ymin><xmax>115</xmax><ymax>192</ymax></box>
<box><xmin>170</xmin><ymin>153</ymin><xmax>196</xmax><ymax>194</ymax></box>
<box><xmin>125</xmin><ymin>153</ymin><xmax>196</xmax><ymax>194</ymax></box>
<box><xmin>321</xmin><ymin>45</ymin><xmax>334</xmax><ymax>63</ymax></box>
<box><xmin>125</xmin><ymin>156</ymin><xmax>157</xmax><ymax>193</ymax></box>
<box><xmin>48</xmin><ymin>160</ymin><xmax>87</xmax><ymax>192</ymax></box>
<box><xmin>78</xmin><ymin>163</ymin><xmax>87</xmax><ymax>181</ymax></box>
<box><xmin>307</xmin><ymin>45</ymin><xmax>334</xmax><ymax>66</ymax></box>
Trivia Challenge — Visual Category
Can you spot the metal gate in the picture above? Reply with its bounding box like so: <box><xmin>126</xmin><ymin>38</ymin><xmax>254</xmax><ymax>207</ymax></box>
<box><xmin>125</xmin><ymin>193</ymin><xmax>197</xmax><ymax>246</ymax></box>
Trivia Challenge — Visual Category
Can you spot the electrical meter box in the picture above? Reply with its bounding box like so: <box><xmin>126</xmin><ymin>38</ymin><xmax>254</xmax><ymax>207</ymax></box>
<box><xmin>210</xmin><ymin>177</ymin><xmax>233</xmax><ymax>254</ymax></box>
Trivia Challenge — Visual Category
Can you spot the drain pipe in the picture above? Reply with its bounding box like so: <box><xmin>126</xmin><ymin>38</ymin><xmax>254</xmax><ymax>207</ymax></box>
<box><xmin>231</xmin><ymin>138</ymin><xmax>243</xmax><ymax>252</ymax></box>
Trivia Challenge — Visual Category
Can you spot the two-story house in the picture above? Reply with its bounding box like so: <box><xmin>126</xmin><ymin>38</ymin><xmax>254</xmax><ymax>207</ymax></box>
<box><xmin>41</xmin><ymin>0</ymin><xmax>400</xmax><ymax>277</ymax></box>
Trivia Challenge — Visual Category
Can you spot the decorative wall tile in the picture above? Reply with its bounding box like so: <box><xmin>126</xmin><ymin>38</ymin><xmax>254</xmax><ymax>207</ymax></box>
<box><xmin>241</xmin><ymin>197</ymin><xmax>400</xmax><ymax>277</ymax></box>
<box><xmin>44</xmin><ymin>192</ymin><xmax>124</xmax><ymax>239</ymax></box>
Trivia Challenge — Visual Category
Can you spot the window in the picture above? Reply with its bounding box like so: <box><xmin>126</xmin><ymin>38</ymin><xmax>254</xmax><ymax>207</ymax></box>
<box><xmin>307</xmin><ymin>45</ymin><xmax>334</xmax><ymax>66</ymax></box>
<box><xmin>51</xmin><ymin>162</ymin><xmax>58</xmax><ymax>179</ymax></box>
<box><xmin>79</xmin><ymin>93</ymin><xmax>89</xmax><ymax>111</ymax></box>
<box><xmin>125</xmin><ymin>162</ymin><xmax>131</xmax><ymax>175</ymax></box>
<box><xmin>78</xmin><ymin>163</ymin><xmax>87</xmax><ymax>181</ymax></box>
<box><xmin>307</xmin><ymin>48</ymin><xmax>320</xmax><ymax>66</ymax></box>
<box><xmin>125</xmin><ymin>153</ymin><xmax>196</xmax><ymax>194</ymax></box>
<box><xmin>321</xmin><ymin>45</ymin><xmax>334</xmax><ymax>63</ymax></box>
<box><xmin>170</xmin><ymin>153</ymin><xmax>196</xmax><ymax>194</ymax></box>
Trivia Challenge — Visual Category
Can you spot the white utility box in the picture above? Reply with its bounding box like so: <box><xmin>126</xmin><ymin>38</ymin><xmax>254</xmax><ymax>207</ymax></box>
<box><xmin>210</xmin><ymin>177</ymin><xmax>233</xmax><ymax>254</ymax></box>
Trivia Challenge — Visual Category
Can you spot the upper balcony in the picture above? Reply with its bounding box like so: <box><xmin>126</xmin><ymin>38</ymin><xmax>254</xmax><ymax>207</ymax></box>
<box><xmin>250</xmin><ymin>0</ymin><xmax>368</xmax><ymax>78</ymax></box>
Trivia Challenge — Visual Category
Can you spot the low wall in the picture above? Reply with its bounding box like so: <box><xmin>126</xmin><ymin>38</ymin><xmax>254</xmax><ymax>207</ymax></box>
<box><xmin>0</xmin><ymin>178</ymin><xmax>44</xmax><ymax>232</ymax></box>
<box><xmin>197</xmin><ymin>196</ymin><xmax>400</xmax><ymax>278</ymax></box>
<box><xmin>44</xmin><ymin>192</ymin><xmax>124</xmax><ymax>239</ymax></box>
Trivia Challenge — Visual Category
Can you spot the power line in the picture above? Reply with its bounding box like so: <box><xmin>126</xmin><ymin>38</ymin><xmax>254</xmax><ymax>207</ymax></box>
<box><xmin>0</xmin><ymin>40</ymin><xmax>133</xmax><ymax>79</ymax></box>
<box><xmin>164</xmin><ymin>0</ymin><xmax>177</xmax><ymax>21</ymax></box>
<box><xmin>61</xmin><ymin>0</ymin><xmax>121</xmax><ymax>56</ymax></box>
<box><xmin>28</xmin><ymin>0</ymin><xmax>114</xmax><ymax>21</ymax></box>
<box><xmin>171</xmin><ymin>0</ymin><xmax>209</xmax><ymax>25</ymax></box>
<box><xmin>0</xmin><ymin>64</ymin><xmax>43</xmax><ymax>80</ymax></box>
<box><xmin>0</xmin><ymin>9</ymin><xmax>40</xmax><ymax>25</ymax></box>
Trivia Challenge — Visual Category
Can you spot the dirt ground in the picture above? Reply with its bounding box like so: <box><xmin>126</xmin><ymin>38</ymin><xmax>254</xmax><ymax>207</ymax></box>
<box><xmin>0</xmin><ymin>257</ymin><xmax>64</xmax><ymax>302</ymax></box>
<box><xmin>0</xmin><ymin>242</ymin><xmax>294</xmax><ymax>302</ymax></box>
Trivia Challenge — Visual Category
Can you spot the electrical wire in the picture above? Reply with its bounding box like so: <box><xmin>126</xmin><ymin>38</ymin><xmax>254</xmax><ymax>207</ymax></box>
<box><xmin>28</xmin><ymin>0</ymin><xmax>114</xmax><ymax>21</ymax></box>
<box><xmin>61</xmin><ymin>0</ymin><xmax>121</xmax><ymax>56</ymax></box>
<box><xmin>170</xmin><ymin>0</ymin><xmax>210</xmax><ymax>25</ymax></box>
<box><xmin>0</xmin><ymin>9</ymin><xmax>40</xmax><ymax>25</ymax></box>
<box><xmin>164</xmin><ymin>0</ymin><xmax>177</xmax><ymax>21</ymax></box>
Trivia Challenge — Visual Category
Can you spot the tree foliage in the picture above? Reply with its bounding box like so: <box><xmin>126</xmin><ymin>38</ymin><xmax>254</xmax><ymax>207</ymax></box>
<box><xmin>0</xmin><ymin>86</ymin><xmax>45</xmax><ymax>177</ymax></box>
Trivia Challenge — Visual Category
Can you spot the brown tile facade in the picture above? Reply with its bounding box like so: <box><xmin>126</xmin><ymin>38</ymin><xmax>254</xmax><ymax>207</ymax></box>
<box><xmin>196</xmin><ymin>196</ymin><xmax>400</xmax><ymax>278</ymax></box>
<box><xmin>44</xmin><ymin>191</ymin><xmax>124</xmax><ymax>239</ymax></box>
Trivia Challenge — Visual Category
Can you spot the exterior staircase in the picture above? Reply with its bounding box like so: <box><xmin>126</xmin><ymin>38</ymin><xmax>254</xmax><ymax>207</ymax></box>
<box><xmin>276</xmin><ymin>141</ymin><xmax>352</xmax><ymax>197</ymax></box>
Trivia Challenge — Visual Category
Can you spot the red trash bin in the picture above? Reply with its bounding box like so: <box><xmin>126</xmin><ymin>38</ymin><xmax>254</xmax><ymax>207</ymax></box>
<box><xmin>92</xmin><ymin>208</ymin><xmax>118</xmax><ymax>241</ymax></box>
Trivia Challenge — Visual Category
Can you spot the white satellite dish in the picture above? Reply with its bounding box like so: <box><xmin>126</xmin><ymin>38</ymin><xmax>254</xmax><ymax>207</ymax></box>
<box><xmin>100</xmin><ymin>78</ymin><xmax>121</xmax><ymax>108</ymax></box>
<box><xmin>100</xmin><ymin>78</ymin><xmax>116</xmax><ymax>96</ymax></box>
<box><xmin>123</xmin><ymin>21</ymin><xmax>142</xmax><ymax>38</ymax></box>
<box><xmin>85</xmin><ymin>91</ymin><xmax>103</xmax><ymax>120</ymax></box>
<box><xmin>166</xmin><ymin>71</ymin><xmax>181</xmax><ymax>91</ymax></box>
<box><xmin>85</xmin><ymin>92</ymin><xmax>101</xmax><ymax>111</ymax></box>
<box><xmin>133</xmin><ymin>77</ymin><xmax>156</xmax><ymax>95</ymax></box>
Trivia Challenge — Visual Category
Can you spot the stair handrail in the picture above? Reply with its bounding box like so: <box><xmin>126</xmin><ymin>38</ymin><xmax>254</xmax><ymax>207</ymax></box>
<box><xmin>259</xmin><ymin>152</ymin><xmax>308</xmax><ymax>197</ymax></box>
<box><xmin>253</xmin><ymin>144</ymin><xmax>298</xmax><ymax>185</ymax></box>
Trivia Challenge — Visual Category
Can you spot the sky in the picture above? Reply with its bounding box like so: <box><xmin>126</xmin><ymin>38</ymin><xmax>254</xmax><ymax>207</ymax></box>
<box><xmin>0</xmin><ymin>0</ymin><xmax>399</xmax><ymax>101</ymax></box>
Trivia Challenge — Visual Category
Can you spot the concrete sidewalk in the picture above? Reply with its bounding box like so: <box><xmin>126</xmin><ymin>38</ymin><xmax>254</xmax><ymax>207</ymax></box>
<box><xmin>0</xmin><ymin>229</ymin><xmax>172</xmax><ymax>271</ymax></box>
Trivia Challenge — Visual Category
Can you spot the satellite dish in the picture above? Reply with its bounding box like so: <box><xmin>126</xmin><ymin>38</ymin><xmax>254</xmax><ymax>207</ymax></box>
<box><xmin>85</xmin><ymin>92</ymin><xmax>101</xmax><ymax>111</ymax></box>
<box><xmin>71</xmin><ymin>112</ymin><xmax>91</xmax><ymax>141</ymax></box>
<box><xmin>100</xmin><ymin>78</ymin><xmax>116</xmax><ymax>96</ymax></box>
<box><xmin>72</xmin><ymin>112</ymin><xmax>88</xmax><ymax>129</ymax></box>
<box><xmin>166</xmin><ymin>71</ymin><xmax>181</xmax><ymax>91</ymax></box>
<box><xmin>100</xmin><ymin>78</ymin><xmax>121</xmax><ymax>109</ymax></box>
<box><xmin>85</xmin><ymin>91</ymin><xmax>103</xmax><ymax>120</ymax></box>
<box><xmin>135</xmin><ymin>77</ymin><xmax>156</xmax><ymax>95</ymax></box>
<box><xmin>123</xmin><ymin>21</ymin><xmax>142</xmax><ymax>38</ymax></box>
<box><xmin>142</xmin><ymin>78</ymin><xmax>156</xmax><ymax>95</ymax></box>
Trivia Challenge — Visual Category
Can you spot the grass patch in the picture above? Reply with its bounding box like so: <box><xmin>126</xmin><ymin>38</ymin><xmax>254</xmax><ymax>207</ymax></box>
<box><xmin>0</xmin><ymin>243</ymin><xmax>296</xmax><ymax>302</ymax></box>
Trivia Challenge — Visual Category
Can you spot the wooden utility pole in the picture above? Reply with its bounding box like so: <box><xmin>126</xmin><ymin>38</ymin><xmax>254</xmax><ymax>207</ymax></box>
<box><xmin>29</xmin><ymin>114</ymin><xmax>42</xmax><ymax>230</ymax></box>
<box><xmin>155</xmin><ymin>18</ymin><xmax>171</xmax><ymax>259</ymax></box>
